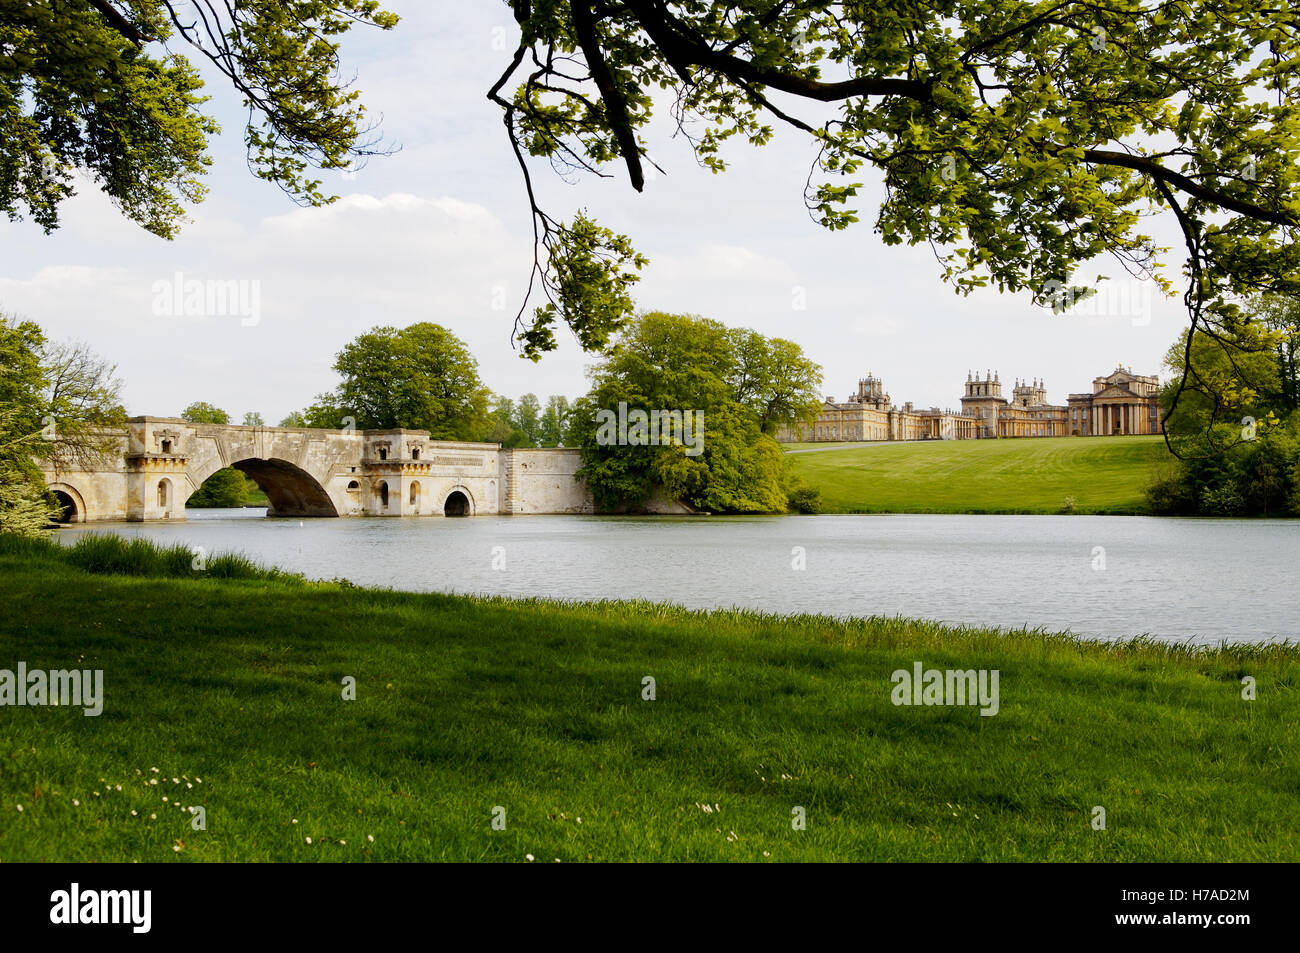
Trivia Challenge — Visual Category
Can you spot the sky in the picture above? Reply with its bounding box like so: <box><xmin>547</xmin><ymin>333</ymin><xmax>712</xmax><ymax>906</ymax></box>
<box><xmin>0</xmin><ymin>2</ymin><xmax>1192</xmax><ymax>423</ymax></box>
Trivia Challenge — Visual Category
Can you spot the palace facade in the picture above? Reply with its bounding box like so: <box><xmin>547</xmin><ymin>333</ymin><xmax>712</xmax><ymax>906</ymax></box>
<box><xmin>782</xmin><ymin>365</ymin><xmax>1161</xmax><ymax>442</ymax></box>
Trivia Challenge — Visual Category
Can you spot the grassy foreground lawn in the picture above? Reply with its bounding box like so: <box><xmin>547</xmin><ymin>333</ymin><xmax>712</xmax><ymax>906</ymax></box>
<box><xmin>786</xmin><ymin>435</ymin><xmax>1172</xmax><ymax>514</ymax></box>
<box><xmin>1</xmin><ymin>534</ymin><xmax>1296</xmax><ymax>862</ymax></box>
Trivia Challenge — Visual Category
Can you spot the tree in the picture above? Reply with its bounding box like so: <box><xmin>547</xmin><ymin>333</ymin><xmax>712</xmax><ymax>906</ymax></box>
<box><xmin>242</xmin><ymin>411</ymin><xmax>265</xmax><ymax>426</ymax></box>
<box><xmin>569</xmin><ymin>311</ymin><xmax>821</xmax><ymax>512</ymax></box>
<box><xmin>317</xmin><ymin>323</ymin><xmax>492</xmax><ymax>440</ymax></box>
<box><xmin>278</xmin><ymin>411</ymin><xmax>309</xmax><ymax>428</ymax></box>
<box><xmin>1148</xmin><ymin>296</ymin><xmax>1300</xmax><ymax>515</ymax></box>
<box><xmin>40</xmin><ymin>339</ymin><xmax>128</xmax><ymax>471</ymax></box>
<box><xmin>539</xmin><ymin>395</ymin><xmax>572</xmax><ymax>446</ymax></box>
<box><xmin>3</xmin><ymin>1</ymin><xmax>399</xmax><ymax>239</ymax></box>
<box><xmin>187</xmin><ymin>467</ymin><xmax>249</xmax><ymax>508</ymax></box>
<box><xmin>181</xmin><ymin>402</ymin><xmax>230</xmax><ymax>425</ymax></box>
<box><xmin>487</xmin><ymin>396</ymin><xmax>528</xmax><ymax>447</ymax></box>
<box><xmin>0</xmin><ymin>318</ymin><xmax>56</xmax><ymax>534</ymax></box>
<box><xmin>515</xmin><ymin>393</ymin><xmax>543</xmax><ymax>446</ymax></box>
<box><xmin>489</xmin><ymin>0</ymin><xmax>1300</xmax><ymax>432</ymax></box>
<box><xmin>0</xmin><ymin>316</ymin><xmax>126</xmax><ymax>534</ymax></box>
<box><xmin>724</xmin><ymin>329</ymin><xmax>823</xmax><ymax>435</ymax></box>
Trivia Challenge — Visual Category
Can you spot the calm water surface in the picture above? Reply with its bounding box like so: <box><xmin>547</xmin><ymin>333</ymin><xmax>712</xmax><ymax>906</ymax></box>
<box><xmin>55</xmin><ymin>511</ymin><xmax>1298</xmax><ymax>645</ymax></box>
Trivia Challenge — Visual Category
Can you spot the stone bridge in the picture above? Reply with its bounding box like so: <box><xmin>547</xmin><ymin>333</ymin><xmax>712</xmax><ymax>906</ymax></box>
<box><xmin>40</xmin><ymin>417</ymin><xmax>597</xmax><ymax>521</ymax></box>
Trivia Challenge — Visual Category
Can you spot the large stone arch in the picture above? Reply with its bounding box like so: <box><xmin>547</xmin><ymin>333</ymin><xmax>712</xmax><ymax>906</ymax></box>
<box><xmin>442</xmin><ymin>484</ymin><xmax>474</xmax><ymax>517</ymax></box>
<box><xmin>186</xmin><ymin>456</ymin><xmax>339</xmax><ymax>517</ymax></box>
<box><xmin>46</xmin><ymin>481</ymin><xmax>88</xmax><ymax>523</ymax></box>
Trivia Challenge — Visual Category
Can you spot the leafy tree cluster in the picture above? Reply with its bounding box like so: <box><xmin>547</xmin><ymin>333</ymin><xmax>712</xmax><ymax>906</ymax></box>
<box><xmin>488</xmin><ymin>394</ymin><xmax>574</xmax><ymax>447</ymax></box>
<box><xmin>290</xmin><ymin>323</ymin><xmax>493</xmax><ymax>441</ymax></box>
<box><xmin>569</xmin><ymin>312</ymin><xmax>823</xmax><ymax>513</ymax></box>
<box><xmin>0</xmin><ymin>316</ymin><xmax>125</xmax><ymax>534</ymax></box>
<box><xmin>1148</xmin><ymin>296</ymin><xmax>1300</xmax><ymax>516</ymax></box>
<box><xmin>491</xmin><ymin>0</ymin><xmax>1300</xmax><ymax>385</ymax></box>
<box><xmin>180</xmin><ymin>401</ymin><xmax>230</xmax><ymax>424</ymax></box>
<box><xmin>3</xmin><ymin>0</ymin><xmax>398</xmax><ymax>238</ymax></box>
<box><xmin>178</xmin><ymin>402</ymin><xmax>268</xmax><ymax>506</ymax></box>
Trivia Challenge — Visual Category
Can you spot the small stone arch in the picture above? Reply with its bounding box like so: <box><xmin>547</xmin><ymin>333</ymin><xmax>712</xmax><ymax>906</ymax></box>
<box><xmin>443</xmin><ymin>487</ymin><xmax>472</xmax><ymax>517</ymax></box>
<box><xmin>378</xmin><ymin>480</ymin><xmax>390</xmax><ymax>509</ymax></box>
<box><xmin>409</xmin><ymin>480</ymin><xmax>421</xmax><ymax>507</ymax></box>
<box><xmin>157</xmin><ymin>478</ymin><xmax>172</xmax><ymax>510</ymax></box>
<box><xmin>47</xmin><ymin>482</ymin><xmax>87</xmax><ymax>523</ymax></box>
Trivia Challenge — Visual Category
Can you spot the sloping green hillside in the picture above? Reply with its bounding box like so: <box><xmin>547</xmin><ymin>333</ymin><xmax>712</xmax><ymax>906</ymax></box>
<box><xmin>787</xmin><ymin>436</ymin><xmax>1171</xmax><ymax>514</ymax></box>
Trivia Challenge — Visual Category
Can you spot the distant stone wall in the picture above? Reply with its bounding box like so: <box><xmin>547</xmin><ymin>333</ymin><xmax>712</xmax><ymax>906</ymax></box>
<box><xmin>39</xmin><ymin>421</ymin><xmax>707</xmax><ymax>521</ymax></box>
<box><xmin>499</xmin><ymin>449</ymin><xmax>594</xmax><ymax>514</ymax></box>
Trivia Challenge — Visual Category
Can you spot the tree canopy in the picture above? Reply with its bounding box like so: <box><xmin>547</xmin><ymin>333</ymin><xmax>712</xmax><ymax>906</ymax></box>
<box><xmin>490</xmin><ymin>0</ymin><xmax>1300</xmax><ymax>410</ymax></box>
<box><xmin>0</xmin><ymin>316</ymin><xmax>125</xmax><ymax>534</ymax></box>
<box><xmin>2</xmin><ymin>0</ymin><xmax>398</xmax><ymax>238</ymax></box>
<box><xmin>181</xmin><ymin>401</ymin><xmax>230</xmax><ymax>424</ymax></box>
<box><xmin>569</xmin><ymin>311</ymin><xmax>822</xmax><ymax>512</ymax></box>
<box><xmin>1148</xmin><ymin>295</ymin><xmax>1300</xmax><ymax>515</ymax></box>
<box><xmin>305</xmin><ymin>322</ymin><xmax>493</xmax><ymax>441</ymax></box>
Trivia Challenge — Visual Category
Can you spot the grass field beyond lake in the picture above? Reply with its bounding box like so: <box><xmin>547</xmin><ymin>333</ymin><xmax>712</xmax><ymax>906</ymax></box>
<box><xmin>1</xmin><ymin>533</ymin><xmax>1296</xmax><ymax>862</ymax></box>
<box><xmin>787</xmin><ymin>435</ymin><xmax>1171</xmax><ymax>514</ymax></box>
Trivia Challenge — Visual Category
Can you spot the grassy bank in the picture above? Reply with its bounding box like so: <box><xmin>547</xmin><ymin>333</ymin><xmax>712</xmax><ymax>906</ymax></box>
<box><xmin>1</xmin><ymin>533</ymin><xmax>1296</xmax><ymax>862</ymax></box>
<box><xmin>786</xmin><ymin>435</ymin><xmax>1171</xmax><ymax>514</ymax></box>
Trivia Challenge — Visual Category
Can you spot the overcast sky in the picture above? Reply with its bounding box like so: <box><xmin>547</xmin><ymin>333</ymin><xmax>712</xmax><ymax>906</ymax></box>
<box><xmin>0</xmin><ymin>2</ymin><xmax>1190</xmax><ymax>423</ymax></box>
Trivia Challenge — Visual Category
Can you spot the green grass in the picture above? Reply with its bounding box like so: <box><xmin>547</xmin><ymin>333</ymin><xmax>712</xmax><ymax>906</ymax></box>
<box><xmin>1</xmin><ymin>532</ymin><xmax>1296</xmax><ymax>862</ymax></box>
<box><xmin>787</xmin><ymin>435</ymin><xmax>1172</xmax><ymax>514</ymax></box>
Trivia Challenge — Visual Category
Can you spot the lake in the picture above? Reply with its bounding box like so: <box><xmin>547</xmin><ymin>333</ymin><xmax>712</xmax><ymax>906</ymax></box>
<box><xmin>54</xmin><ymin>511</ymin><xmax>1298</xmax><ymax>645</ymax></box>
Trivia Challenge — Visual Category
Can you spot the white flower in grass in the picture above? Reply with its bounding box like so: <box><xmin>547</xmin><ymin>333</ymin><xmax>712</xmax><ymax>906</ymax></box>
<box><xmin>305</xmin><ymin>837</ymin><xmax>312</xmax><ymax>844</ymax></box>
<box><xmin>73</xmin><ymin>800</ymin><xmax>80</xmax><ymax>807</ymax></box>
<box><xmin>525</xmin><ymin>854</ymin><xmax>534</xmax><ymax>862</ymax></box>
<box><xmin>339</xmin><ymin>840</ymin><xmax>346</xmax><ymax>845</ymax></box>
<box><xmin>150</xmin><ymin>767</ymin><xmax>159</xmax><ymax>773</ymax></box>
<box><xmin>131</xmin><ymin>810</ymin><xmax>137</xmax><ymax>816</ymax></box>
<box><xmin>115</xmin><ymin>785</ymin><xmax>122</xmax><ymax>792</ymax></box>
<box><xmin>367</xmin><ymin>835</ymin><xmax>374</xmax><ymax>843</ymax></box>
<box><xmin>149</xmin><ymin>813</ymin><xmax>156</xmax><ymax>820</ymax></box>
<box><xmin>162</xmin><ymin>797</ymin><xmax>168</xmax><ymax>803</ymax></box>
<box><xmin>291</xmin><ymin>818</ymin><xmax>298</xmax><ymax>824</ymax></box>
<box><xmin>15</xmin><ymin>804</ymin><xmax>22</xmax><ymax>813</ymax></box>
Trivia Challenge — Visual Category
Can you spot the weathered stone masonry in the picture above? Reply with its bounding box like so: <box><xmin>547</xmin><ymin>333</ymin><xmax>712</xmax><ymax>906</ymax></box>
<box><xmin>40</xmin><ymin>417</ymin><xmax>598</xmax><ymax>522</ymax></box>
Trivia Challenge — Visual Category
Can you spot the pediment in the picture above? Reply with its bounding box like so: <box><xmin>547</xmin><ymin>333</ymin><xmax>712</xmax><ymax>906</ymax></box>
<box><xmin>1094</xmin><ymin>384</ymin><xmax>1140</xmax><ymax>400</ymax></box>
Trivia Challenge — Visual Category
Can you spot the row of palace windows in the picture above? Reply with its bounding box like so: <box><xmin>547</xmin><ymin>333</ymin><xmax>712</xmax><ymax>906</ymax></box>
<box><xmin>815</xmin><ymin>424</ymin><xmax>889</xmax><ymax>440</ymax></box>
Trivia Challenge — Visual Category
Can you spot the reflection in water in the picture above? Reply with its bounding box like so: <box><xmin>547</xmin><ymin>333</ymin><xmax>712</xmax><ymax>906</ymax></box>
<box><xmin>55</xmin><ymin>511</ymin><xmax>1299</xmax><ymax>645</ymax></box>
